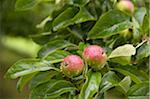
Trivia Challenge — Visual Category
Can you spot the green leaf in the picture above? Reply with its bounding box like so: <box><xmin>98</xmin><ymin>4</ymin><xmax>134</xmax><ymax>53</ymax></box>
<box><xmin>38</xmin><ymin>40</ymin><xmax>75</xmax><ymax>58</ymax></box>
<box><xmin>17</xmin><ymin>72</ymin><xmax>37</xmax><ymax>92</ymax></box>
<box><xmin>80</xmin><ymin>71</ymin><xmax>98</xmax><ymax>97</ymax></box>
<box><xmin>45</xmin><ymin>80</ymin><xmax>77</xmax><ymax>98</ymax></box>
<box><xmin>77</xmin><ymin>42</ymin><xmax>89</xmax><ymax>56</ymax></box>
<box><xmin>52</xmin><ymin>7</ymin><xmax>79</xmax><ymax>31</ymax></box>
<box><xmin>134</xmin><ymin>7</ymin><xmax>147</xmax><ymax>26</ymax></box>
<box><xmin>104</xmin><ymin>88</ymin><xmax>126</xmax><ymax>99</ymax></box>
<box><xmin>113</xmin><ymin>68</ymin><xmax>142</xmax><ymax>84</ymax></box>
<box><xmin>79</xmin><ymin>70</ymin><xmax>101</xmax><ymax>99</ymax></box>
<box><xmin>109</xmin><ymin>44</ymin><xmax>136</xmax><ymax>58</ymax></box>
<box><xmin>142</xmin><ymin>15</ymin><xmax>149</xmax><ymax>33</ymax></box>
<box><xmin>36</xmin><ymin>16</ymin><xmax>52</xmax><ymax>29</ymax></box>
<box><xmin>100</xmin><ymin>71</ymin><xmax>120</xmax><ymax>93</ymax></box>
<box><xmin>53</xmin><ymin>7</ymin><xmax>96</xmax><ymax>31</ymax></box>
<box><xmin>136</xmin><ymin>41</ymin><xmax>150</xmax><ymax>60</ymax></box>
<box><xmin>110</xmin><ymin>56</ymin><xmax>131</xmax><ymax>65</ymax></box>
<box><xmin>88</xmin><ymin>10</ymin><xmax>132</xmax><ymax>39</ymax></box>
<box><xmin>4</xmin><ymin>59</ymin><xmax>59</xmax><ymax>79</ymax></box>
<box><xmin>31</xmin><ymin>32</ymin><xmax>52</xmax><ymax>45</ymax></box>
<box><xmin>117</xmin><ymin>76</ymin><xmax>131</xmax><ymax>93</ymax></box>
<box><xmin>127</xmin><ymin>82</ymin><xmax>149</xmax><ymax>99</ymax></box>
<box><xmin>73</xmin><ymin>0</ymin><xmax>90</xmax><ymax>6</ymax></box>
<box><xmin>71</xmin><ymin>7</ymin><xmax>96</xmax><ymax>24</ymax></box>
<box><xmin>132</xmin><ymin>17</ymin><xmax>141</xmax><ymax>42</ymax></box>
<box><xmin>30</xmin><ymin>80</ymin><xmax>57</xmax><ymax>99</ymax></box>
<box><xmin>15</xmin><ymin>0</ymin><xmax>41</xmax><ymax>11</ymax></box>
<box><xmin>29</xmin><ymin>71</ymin><xmax>58</xmax><ymax>90</ymax></box>
<box><xmin>44</xmin><ymin>50</ymin><xmax>70</xmax><ymax>61</ymax></box>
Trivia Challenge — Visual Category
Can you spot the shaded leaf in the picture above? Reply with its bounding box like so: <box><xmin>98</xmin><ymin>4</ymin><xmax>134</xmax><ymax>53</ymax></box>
<box><xmin>127</xmin><ymin>82</ymin><xmax>149</xmax><ymax>99</ymax></box>
<box><xmin>52</xmin><ymin>7</ymin><xmax>79</xmax><ymax>31</ymax></box>
<box><xmin>17</xmin><ymin>72</ymin><xmax>37</xmax><ymax>92</ymax></box>
<box><xmin>30</xmin><ymin>80</ymin><xmax>57</xmax><ymax>98</ymax></box>
<box><xmin>117</xmin><ymin>76</ymin><xmax>131</xmax><ymax>93</ymax></box>
<box><xmin>88</xmin><ymin>10</ymin><xmax>132</xmax><ymax>39</ymax></box>
<box><xmin>100</xmin><ymin>71</ymin><xmax>120</xmax><ymax>93</ymax></box>
<box><xmin>71</xmin><ymin>7</ymin><xmax>96</xmax><ymax>24</ymax></box>
<box><xmin>110</xmin><ymin>56</ymin><xmax>131</xmax><ymax>65</ymax></box>
<box><xmin>113</xmin><ymin>68</ymin><xmax>142</xmax><ymax>84</ymax></box>
<box><xmin>44</xmin><ymin>50</ymin><xmax>70</xmax><ymax>62</ymax></box>
<box><xmin>29</xmin><ymin>71</ymin><xmax>58</xmax><ymax>90</ymax></box>
<box><xmin>104</xmin><ymin>88</ymin><xmax>126</xmax><ymax>99</ymax></box>
<box><xmin>73</xmin><ymin>0</ymin><xmax>90</xmax><ymax>6</ymax></box>
<box><xmin>79</xmin><ymin>70</ymin><xmax>101</xmax><ymax>99</ymax></box>
<box><xmin>45</xmin><ymin>80</ymin><xmax>77</xmax><ymax>98</ymax></box>
<box><xmin>136</xmin><ymin>41</ymin><xmax>150</xmax><ymax>60</ymax></box>
<box><xmin>31</xmin><ymin>32</ymin><xmax>52</xmax><ymax>45</ymax></box>
<box><xmin>38</xmin><ymin>40</ymin><xmax>75</xmax><ymax>58</ymax></box>
<box><xmin>53</xmin><ymin>7</ymin><xmax>96</xmax><ymax>31</ymax></box>
<box><xmin>134</xmin><ymin>7</ymin><xmax>147</xmax><ymax>26</ymax></box>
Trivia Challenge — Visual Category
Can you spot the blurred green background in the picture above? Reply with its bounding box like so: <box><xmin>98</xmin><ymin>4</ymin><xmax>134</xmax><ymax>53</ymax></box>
<box><xmin>0</xmin><ymin>0</ymin><xmax>149</xmax><ymax>99</ymax></box>
<box><xmin>0</xmin><ymin>0</ymin><xmax>42</xmax><ymax>98</ymax></box>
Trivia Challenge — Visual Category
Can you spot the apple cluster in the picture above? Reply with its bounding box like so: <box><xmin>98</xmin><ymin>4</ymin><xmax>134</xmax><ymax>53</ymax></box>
<box><xmin>60</xmin><ymin>45</ymin><xmax>107</xmax><ymax>78</ymax></box>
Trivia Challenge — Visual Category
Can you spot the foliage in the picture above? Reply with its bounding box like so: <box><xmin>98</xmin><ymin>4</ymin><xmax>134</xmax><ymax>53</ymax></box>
<box><xmin>4</xmin><ymin>0</ymin><xmax>150</xmax><ymax>99</ymax></box>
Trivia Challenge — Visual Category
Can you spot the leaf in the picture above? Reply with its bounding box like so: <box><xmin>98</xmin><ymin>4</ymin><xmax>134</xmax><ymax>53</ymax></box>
<box><xmin>29</xmin><ymin>71</ymin><xmax>58</xmax><ymax>90</ymax></box>
<box><xmin>52</xmin><ymin>7</ymin><xmax>79</xmax><ymax>31</ymax></box>
<box><xmin>127</xmin><ymin>82</ymin><xmax>149</xmax><ymax>99</ymax></box>
<box><xmin>31</xmin><ymin>32</ymin><xmax>52</xmax><ymax>45</ymax></box>
<box><xmin>73</xmin><ymin>0</ymin><xmax>90</xmax><ymax>6</ymax></box>
<box><xmin>38</xmin><ymin>39</ymin><xmax>75</xmax><ymax>58</ymax></box>
<box><xmin>15</xmin><ymin>0</ymin><xmax>41</xmax><ymax>11</ymax></box>
<box><xmin>30</xmin><ymin>80</ymin><xmax>57</xmax><ymax>98</ymax></box>
<box><xmin>104</xmin><ymin>88</ymin><xmax>126</xmax><ymax>99</ymax></box>
<box><xmin>36</xmin><ymin>16</ymin><xmax>52</xmax><ymax>29</ymax></box>
<box><xmin>142</xmin><ymin>15</ymin><xmax>149</xmax><ymax>33</ymax></box>
<box><xmin>77</xmin><ymin>42</ymin><xmax>89</xmax><ymax>56</ymax></box>
<box><xmin>4</xmin><ymin>59</ymin><xmax>59</xmax><ymax>79</ymax></box>
<box><xmin>136</xmin><ymin>41</ymin><xmax>150</xmax><ymax>60</ymax></box>
<box><xmin>79</xmin><ymin>70</ymin><xmax>101</xmax><ymax>99</ymax></box>
<box><xmin>71</xmin><ymin>7</ymin><xmax>96</xmax><ymax>24</ymax></box>
<box><xmin>134</xmin><ymin>7</ymin><xmax>147</xmax><ymax>26</ymax></box>
<box><xmin>44</xmin><ymin>50</ymin><xmax>70</xmax><ymax>61</ymax></box>
<box><xmin>109</xmin><ymin>44</ymin><xmax>136</xmax><ymax>58</ymax></box>
<box><xmin>45</xmin><ymin>80</ymin><xmax>77</xmax><ymax>98</ymax></box>
<box><xmin>100</xmin><ymin>71</ymin><xmax>120</xmax><ymax>93</ymax></box>
<box><xmin>113</xmin><ymin>68</ymin><xmax>142</xmax><ymax>84</ymax></box>
<box><xmin>53</xmin><ymin>7</ymin><xmax>96</xmax><ymax>31</ymax></box>
<box><xmin>16</xmin><ymin>72</ymin><xmax>37</xmax><ymax>92</ymax></box>
<box><xmin>117</xmin><ymin>76</ymin><xmax>131</xmax><ymax>93</ymax></box>
<box><xmin>88</xmin><ymin>10</ymin><xmax>132</xmax><ymax>39</ymax></box>
<box><xmin>132</xmin><ymin>17</ymin><xmax>141</xmax><ymax>42</ymax></box>
<box><xmin>110</xmin><ymin>56</ymin><xmax>131</xmax><ymax>65</ymax></box>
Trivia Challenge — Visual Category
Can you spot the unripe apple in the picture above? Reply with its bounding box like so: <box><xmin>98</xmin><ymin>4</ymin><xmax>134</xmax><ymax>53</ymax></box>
<box><xmin>116</xmin><ymin>0</ymin><xmax>134</xmax><ymax>15</ymax></box>
<box><xmin>83</xmin><ymin>45</ymin><xmax>107</xmax><ymax>70</ymax></box>
<box><xmin>61</xmin><ymin>55</ymin><xmax>84</xmax><ymax>78</ymax></box>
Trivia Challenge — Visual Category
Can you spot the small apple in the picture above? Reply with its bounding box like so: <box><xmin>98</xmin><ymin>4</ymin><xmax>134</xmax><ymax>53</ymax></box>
<box><xmin>61</xmin><ymin>55</ymin><xmax>84</xmax><ymax>77</ymax></box>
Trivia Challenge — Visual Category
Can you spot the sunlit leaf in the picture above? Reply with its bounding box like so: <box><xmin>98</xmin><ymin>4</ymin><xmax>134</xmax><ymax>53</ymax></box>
<box><xmin>109</xmin><ymin>44</ymin><xmax>136</xmax><ymax>58</ymax></box>
<box><xmin>88</xmin><ymin>10</ymin><xmax>132</xmax><ymax>39</ymax></box>
<box><xmin>4</xmin><ymin>59</ymin><xmax>59</xmax><ymax>79</ymax></box>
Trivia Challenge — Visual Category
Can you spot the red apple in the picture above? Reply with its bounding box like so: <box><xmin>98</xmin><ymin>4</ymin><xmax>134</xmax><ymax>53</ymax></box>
<box><xmin>117</xmin><ymin>0</ymin><xmax>134</xmax><ymax>15</ymax></box>
<box><xmin>61</xmin><ymin>55</ymin><xmax>84</xmax><ymax>77</ymax></box>
<box><xmin>83</xmin><ymin>45</ymin><xmax>107</xmax><ymax>70</ymax></box>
